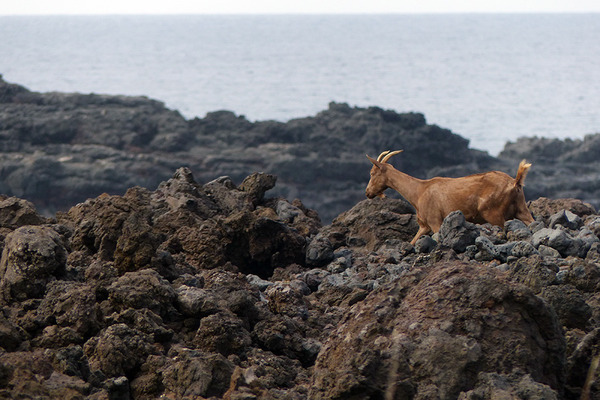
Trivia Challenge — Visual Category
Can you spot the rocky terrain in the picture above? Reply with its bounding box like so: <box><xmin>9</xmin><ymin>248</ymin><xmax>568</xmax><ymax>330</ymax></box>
<box><xmin>1</xmin><ymin>75</ymin><xmax>600</xmax><ymax>223</ymax></box>
<box><xmin>2</xmin><ymin>76</ymin><xmax>600</xmax><ymax>399</ymax></box>
<box><xmin>1</xmin><ymin>164</ymin><xmax>600</xmax><ymax>399</ymax></box>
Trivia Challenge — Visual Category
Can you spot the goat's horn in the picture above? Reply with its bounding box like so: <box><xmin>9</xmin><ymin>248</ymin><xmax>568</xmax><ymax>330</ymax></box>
<box><xmin>381</xmin><ymin>150</ymin><xmax>403</xmax><ymax>163</ymax></box>
<box><xmin>376</xmin><ymin>151</ymin><xmax>391</xmax><ymax>162</ymax></box>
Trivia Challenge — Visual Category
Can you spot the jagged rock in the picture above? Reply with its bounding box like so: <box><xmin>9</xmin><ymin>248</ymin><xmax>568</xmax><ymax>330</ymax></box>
<box><xmin>194</xmin><ymin>312</ymin><xmax>252</xmax><ymax>356</ymax></box>
<box><xmin>531</xmin><ymin>227</ymin><xmax>587</xmax><ymax>257</ymax></box>
<box><xmin>113</xmin><ymin>209</ymin><xmax>163</xmax><ymax>274</ymax></box>
<box><xmin>239</xmin><ymin>347</ymin><xmax>305</xmax><ymax>391</ymax></box>
<box><xmin>251</xmin><ymin>315</ymin><xmax>317</xmax><ymax>366</ymax></box>
<box><xmin>539</xmin><ymin>244</ymin><xmax>562</xmax><ymax>258</ymax></box>
<box><xmin>2</xmin><ymin>159</ymin><xmax>600</xmax><ymax>398</ymax></box>
<box><xmin>458</xmin><ymin>372</ymin><xmax>559</xmax><ymax>399</ymax></box>
<box><xmin>107</xmin><ymin>269</ymin><xmax>177</xmax><ymax>318</ymax></box>
<box><xmin>84</xmin><ymin>323</ymin><xmax>157</xmax><ymax>378</ymax></box>
<box><xmin>558</xmin><ymin>259</ymin><xmax>600</xmax><ymax>293</ymax></box>
<box><xmin>108</xmin><ymin>308</ymin><xmax>174</xmax><ymax>343</ymax></box>
<box><xmin>414</xmin><ymin>235</ymin><xmax>437</xmax><ymax>253</ymax></box>
<box><xmin>566</xmin><ymin>328</ymin><xmax>600</xmax><ymax>399</ymax></box>
<box><xmin>578</xmin><ymin>227</ymin><xmax>600</xmax><ymax>252</ymax></box>
<box><xmin>175</xmin><ymin>285</ymin><xmax>221</xmax><ymax>317</ymax></box>
<box><xmin>60</xmin><ymin>188</ymin><xmax>154</xmax><ymax>263</ymax></box>
<box><xmin>264</xmin><ymin>281</ymin><xmax>310</xmax><ymax>320</ymax></box>
<box><xmin>509</xmin><ymin>255</ymin><xmax>559</xmax><ymax>293</ymax></box>
<box><xmin>509</xmin><ymin>240</ymin><xmax>539</xmax><ymax>258</ymax></box>
<box><xmin>587</xmin><ymin>242</ymin><xmax>600</xmax><ymax>264</ymax></box>
<box><xmin>204</xmin><ymin>176</ymin><xmax>254</xmax><ymax>214</ymax></box>
<box><xmin>160</xmin><ymin>346</ymin><xmax>235</xmax><ymax>399</ymax></box>
<box><xmin>549</xmin><ymin>209</ymin><xmax>583</xmax><ymax>230</ymax></box>
<box><xmin>246</xmin><ymin>274</ymin><xmax>273</xmax><ymax>291</ymax></box>
<box><xmin>151</xmin><ymin>167</ymin><xmax>219</xmax><ymax>222</ymax></box>
<box><xmin>275</xmin><ymin>199</ymin><xmax>302</xmax><ymax>222</ymax></box>
<box><xmin>239</xmin><ymin>172</ymin><xmax>277</xmax><ymax>206</ymax></box>
<box><xmin>0</xmin><ymin>226</ymin><xmax>67</xmax><ymax>302</ymax></box>
<box><xmin>474</xmin><ymin>236</ymin><xmax>499</xmax><ymax>261</ymax></box>
<box><xmin>36</xmin><ymin>281</ymin><xmax>100</xmax><ymax>336</ymax></box>
<box><xmin>505</xmin><ymin>218</ymin><xmax>532</xmax><ymax>241</ymax></box>
<box><xmin>317</xmin><ymin>197</ymin><xmax>417</xmax><ymax>253</ymax></box>
<box><xmin>167</xmin><ymin>209</ymin><xmax>310</xmax><ymax>278</ymax></box>
<box><xmin>128</xmin><ymin>355</ymin><xmax>166</xmax><ymax>399</ymax></box>
<box><xmin>0</xmin><ymin>312</ymin><xmax>22</xmax><ymax>351</ymax></box>
<box><xmin>51</xmin><ymin>345</ymin><xmax>91</xmax><ymax>380</ymax></box>
<box><xmin>101</xmin><ymin>376</ymin><xmax>130</xmax><ymax>400</ymax></box>
<box><xmin>0</xmin><ymin>195</ymin><xmax>47</xmax><ymax>229</ymax></box>
<box><xmin>305</xmin><ymin>234</ymin><xmax>334</xmax><ymax>267</ymax></box>
<box><xmin>438</xmin><ymin>211</ymin><xmax>480</xmax><ymax>253</ymax></box>
<box><xmin>0</xmin><ymin>349</ymin><xmax>90</xmax><ymax>399</ymax></box>
<box><xmin>540</xmin><ymin>285</ymin><xmax>591</xmax><ymax>330</ymax></box>
<box><xmin>586</xmin><ymin>216</ymin><xmax>600</xmax><ymax>237</ymax></box>
<box><xmin>528</xmin><ymin>198</ymin><xmax>597</xmax><ymax>225</ymax></box>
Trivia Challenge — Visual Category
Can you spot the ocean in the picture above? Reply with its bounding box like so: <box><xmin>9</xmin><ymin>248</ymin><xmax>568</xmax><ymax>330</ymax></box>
<box><xmin>1</xmin><ymin>13</ymin><xmax>599</xmax><ymax>155</ymax></box>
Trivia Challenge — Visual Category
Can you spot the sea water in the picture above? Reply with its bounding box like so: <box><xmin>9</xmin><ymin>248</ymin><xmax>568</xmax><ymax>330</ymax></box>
<box><xmin>0</xmin><ymin>13</ymin><xmax>599</xmax><ymax>155</ymax></box>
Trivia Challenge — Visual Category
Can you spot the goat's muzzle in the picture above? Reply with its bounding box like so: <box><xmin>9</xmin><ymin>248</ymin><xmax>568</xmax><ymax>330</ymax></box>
<box><xmin>366</xmin><ymin>190</ymin><xmax>385</xmax><ymax>199</ymax></box>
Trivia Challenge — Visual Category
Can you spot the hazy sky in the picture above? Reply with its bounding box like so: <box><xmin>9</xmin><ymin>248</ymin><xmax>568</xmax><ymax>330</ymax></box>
<box><xmin>2</xmin><ymin>0</ymin><xmax>600</xmax><ymax>15</ymax></box>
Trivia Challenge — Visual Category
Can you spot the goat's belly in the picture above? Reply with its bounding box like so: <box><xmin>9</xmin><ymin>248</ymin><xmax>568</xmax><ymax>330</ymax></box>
<box><xmin>455</xmin><ymin>207</ymin><xmax>486</xmax><ymax>224</ymax></box>
<box><xmin>467</xmin><ymin>214</ymin><xmax>487</xmax><ymax>224</ymax></box>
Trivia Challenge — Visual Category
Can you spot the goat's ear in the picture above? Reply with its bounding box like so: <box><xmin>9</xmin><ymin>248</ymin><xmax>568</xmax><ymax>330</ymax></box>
<box><xmin>366</xmin><ymin>154</ymin><xmax>382</xmax><ymax>169</ymax></box>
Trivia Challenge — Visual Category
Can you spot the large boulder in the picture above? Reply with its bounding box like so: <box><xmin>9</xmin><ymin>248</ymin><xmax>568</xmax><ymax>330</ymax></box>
<box><xmin>310</xmin><ymin>261</ymin><xmax>565</xmax><ymax>399</ymax></box>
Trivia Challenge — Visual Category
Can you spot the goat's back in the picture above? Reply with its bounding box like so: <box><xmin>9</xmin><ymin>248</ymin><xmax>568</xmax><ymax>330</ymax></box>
<box><xmin>424</xmin><ymin>170</ymin><xmax>515</xmax><ymax>193</ymax></box>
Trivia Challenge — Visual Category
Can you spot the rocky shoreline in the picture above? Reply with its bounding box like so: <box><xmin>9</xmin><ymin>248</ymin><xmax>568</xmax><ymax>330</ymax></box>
<box><xmin>0</xmin><ymin>166</ymin><xmax>600</xmax><ymax>399</ymax></box>
<box><xmin>1</xmin><ymin>76</ymin><xmax>600</xmax><ymax>223</ymax></box>
<box><xmin>2</xmin><ymin>76</ymin><xmax>600</xmax><ymax>399</ymax></box>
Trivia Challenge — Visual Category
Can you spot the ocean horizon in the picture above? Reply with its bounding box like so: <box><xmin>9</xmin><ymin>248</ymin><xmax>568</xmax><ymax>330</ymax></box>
<box><xmin>1</xmin><ymin>13</ymin><xmax>599</xmax><ymax>155</ymax></box>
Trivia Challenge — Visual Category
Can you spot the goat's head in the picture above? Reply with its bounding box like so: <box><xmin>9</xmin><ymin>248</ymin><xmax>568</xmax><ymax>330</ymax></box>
<box><xmin>365</xmin><ymin>150</ymin><xmax>403</xmax><ymax>199</ymax></box>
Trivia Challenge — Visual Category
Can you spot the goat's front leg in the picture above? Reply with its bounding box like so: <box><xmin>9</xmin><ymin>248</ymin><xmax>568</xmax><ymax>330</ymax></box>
<box><xmin>410</xmin><ymin>224</ymin><xmax>432</xmax><ymax>246</ymax></box>
<box><xmin>480</xmin><ymin>209</ymin><xmax>506</xmax><ymax>228</ymax></box>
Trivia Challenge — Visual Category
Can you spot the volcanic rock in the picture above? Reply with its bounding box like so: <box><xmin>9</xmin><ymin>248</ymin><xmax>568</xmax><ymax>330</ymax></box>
<box><xmin>3</xmin><ymin>76</ymin><xmax>600</xmax><ymax>399</ymax></box>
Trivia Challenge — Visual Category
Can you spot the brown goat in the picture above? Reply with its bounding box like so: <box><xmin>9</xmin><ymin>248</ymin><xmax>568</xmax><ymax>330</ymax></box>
<box><xmin>366</xmin><ymin>150</ymin><xmax>535</xmax><ymax>245</ymax></box>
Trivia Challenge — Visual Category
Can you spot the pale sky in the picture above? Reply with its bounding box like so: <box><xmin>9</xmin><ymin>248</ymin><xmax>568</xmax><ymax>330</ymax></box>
<box><xmin>1</xmin><ymin>0</ymin><xmax>600</xmax><ymax>15</ymax></box>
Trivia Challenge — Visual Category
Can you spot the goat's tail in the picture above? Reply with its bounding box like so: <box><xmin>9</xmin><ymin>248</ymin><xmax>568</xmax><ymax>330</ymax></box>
<box><xmin>514</xmin><ymin>160</ymin><xmax>532</xmax><ymax>188</ymax></box>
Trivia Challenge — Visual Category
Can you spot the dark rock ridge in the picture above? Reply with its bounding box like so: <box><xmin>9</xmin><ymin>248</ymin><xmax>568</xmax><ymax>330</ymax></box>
<box><xmin>1</xmin><ymin>166</ymin><xmax>600</xmax><ymax>399</ymax></box>
<box><xmin>2</xmin><ymin>76</ymin><xmax>599</xmax><ymax>223</ymax></box>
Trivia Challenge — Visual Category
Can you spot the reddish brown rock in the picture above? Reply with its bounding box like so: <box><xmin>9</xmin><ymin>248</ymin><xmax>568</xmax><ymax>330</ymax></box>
<box><xmin>529</xmin><ymin>197</ymin><xmax>597</xmax><ymax>224</ymax></box>
<box><xmin>310</xmin><ymin>261</ymin><xmax>565</xmax><ymax>399</ymax></box>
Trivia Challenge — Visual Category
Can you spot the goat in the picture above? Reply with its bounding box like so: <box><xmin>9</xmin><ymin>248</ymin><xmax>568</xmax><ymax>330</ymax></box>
<box><xmin>365</xmin><ymin>150</ymin><xmax>535</xmax><ymax>245</ymax></box>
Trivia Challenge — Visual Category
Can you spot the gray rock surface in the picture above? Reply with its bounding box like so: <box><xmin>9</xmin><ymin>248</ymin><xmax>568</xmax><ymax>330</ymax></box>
<box><xmin>0</xmin><ymin>169</ymin><xmax>599</xmax><ymax>398</ymax></box>
<box><xmin>2</xmin><ymin>76</ymin><xmax>600</xmax><ymax>399</ymax></box>
<box><xmin>4</xmin><ymin>76</ymin><xmax>599</xmax><ymax>224</ymax></box>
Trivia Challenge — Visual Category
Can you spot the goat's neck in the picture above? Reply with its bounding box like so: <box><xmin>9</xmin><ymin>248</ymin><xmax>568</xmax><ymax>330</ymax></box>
<box><xmin>386</xmin><ymin>167</ymin><xmax>424</xmax><ymax>207</ymax></box>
